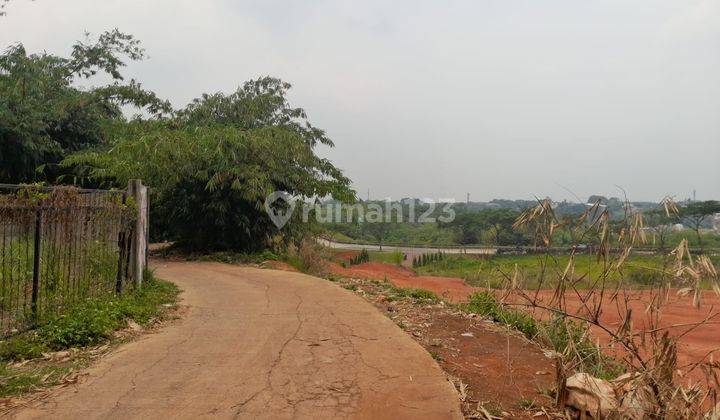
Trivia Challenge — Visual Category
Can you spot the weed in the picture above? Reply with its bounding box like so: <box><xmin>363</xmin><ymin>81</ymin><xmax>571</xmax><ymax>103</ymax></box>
<box><xmin>0</xmin><ymin>270</ymin><xmax>178</xmax><ymax>362</ymax></box>
<box><xmin>386</xmin><ymin>286</ymin><xmax>439</xmax><ymax>304</ymax></box>
<box><xmin>0</xmin><ymin>363</ymin><xmax>73</xmax><ymax>397</ymax></box>
<box><xmin>202</xmin><ymin>250</ymin><xmax>280</xmax><ymax>264</ymax></box>
<box><xmin>465</xmin><ymin>292</ymin><xmax>537</xmax><ymax>338</ymax></box>
<box><xmin>516</xmin><ymin>397</ymin><xmax>537</xmax><ymax>410</ymax></box>
<box><xmin>349</xmin><ymin>249</ymin><xmax>370</xmax><ymax>265</ymax></box>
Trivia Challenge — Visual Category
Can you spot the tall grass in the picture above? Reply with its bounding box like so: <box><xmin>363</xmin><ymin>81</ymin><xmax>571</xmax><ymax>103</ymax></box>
<box><xmin>503</xmin><ymin>198</ymin><xmax>720</xmax><ymax>418</ymax></box>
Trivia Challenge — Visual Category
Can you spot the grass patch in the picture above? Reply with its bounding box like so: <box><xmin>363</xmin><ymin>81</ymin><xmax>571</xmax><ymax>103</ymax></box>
<box><xmin>199</xmin><ymin>250</ymin><xmax>280</xmax><ymax>265</ymax></box>
<box><xmin>464</xmin><ymin>291</ymin><xmax>622</xmax><ymax>379</ymax></box>
<box><xmin>0</xmin><ymin>270</ymin><xmax>179</xmax><ymax>362</ymax></box>
<box><xmin>418</xmin><ymin>253</ymin><xmax>720</xmax><ymax>289</ymax></box>
<box><xmin>0</xmin><ymin>270</ymin><xmax>178</xmax><ymax>397</ymax></box>
<box><xmin>368</xmin><ymin>250</ymin><xmax>404</xmax><ymax>265</ymax></box>
<box><xmin>0</xmin><ymin>362</ymin><xmax>75</xmax><ymax>397</ymax></box>
<box><xmin>385</xmin><ymin>286</ymin><xmax>439</xmax><ymax>304</ymax></box>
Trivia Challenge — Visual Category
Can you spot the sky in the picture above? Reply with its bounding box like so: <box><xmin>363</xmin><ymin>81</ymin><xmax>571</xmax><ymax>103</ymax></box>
<box><xmin>1</xmin><ymin>0</ymin><xmax>718</xmax><ymax>203</ymax></box>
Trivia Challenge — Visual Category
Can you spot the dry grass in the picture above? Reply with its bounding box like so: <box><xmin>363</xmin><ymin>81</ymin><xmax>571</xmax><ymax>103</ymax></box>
<box><xmin>490</xmin><ymin>199</ymin><xmax>720</xmax><ymax>419</ymax></box>
<box><xmin>501</xmin><ymin>197</ymin><xmax>720</xmax><ymax>418</ymax></box>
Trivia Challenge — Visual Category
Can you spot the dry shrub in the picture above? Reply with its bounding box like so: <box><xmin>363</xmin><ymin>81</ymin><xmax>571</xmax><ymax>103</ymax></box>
<box><xmin>504</xmin><ymin>196</ymin><xmax>720</xmax><ymax>418</ymax></box>
<box><xmin>286</xmin><ymin>238</ymin><xmax>328</xmax><ymax>276</ymax></box>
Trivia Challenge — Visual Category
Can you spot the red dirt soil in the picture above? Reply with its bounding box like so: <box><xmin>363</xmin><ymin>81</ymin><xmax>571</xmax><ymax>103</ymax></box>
<box><xmin>323</xmin><ymin>260</ymin><xmax>720</xmax><ymax>375</ymax></box>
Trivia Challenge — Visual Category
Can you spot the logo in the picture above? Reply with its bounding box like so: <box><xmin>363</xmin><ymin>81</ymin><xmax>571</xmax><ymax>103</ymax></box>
<box><xmin>264</xmin><ymin>191</ymin><xmax>297</xmax><ymax>228</ymax></box>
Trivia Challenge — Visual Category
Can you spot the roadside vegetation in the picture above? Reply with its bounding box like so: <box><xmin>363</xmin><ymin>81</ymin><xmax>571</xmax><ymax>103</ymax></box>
<box><xmin>0</xmin><ymin>271</ymin><xmax>178</xmax><ymax>397</ymax></box>
<box><xmin>417</xmin><ymin>253</ymin><xmax>720</xmax><ymax>289</ymax></box>
<box><xmin>325</xmin><ymin>198</ymin><xmax>720</xmax><ymax>418</ymax></box>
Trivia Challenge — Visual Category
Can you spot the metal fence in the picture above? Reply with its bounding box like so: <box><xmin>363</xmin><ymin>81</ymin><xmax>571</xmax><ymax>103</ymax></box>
<box><xmin>0</xmin><ymin>184</ymin><xmax>138</xmax><ymax>336</ymax></box>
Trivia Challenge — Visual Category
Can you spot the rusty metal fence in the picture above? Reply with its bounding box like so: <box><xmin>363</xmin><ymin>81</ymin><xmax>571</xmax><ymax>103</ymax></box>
<box><xmin>0</xmin><ymin>184</ymin><xmax>138</xmax><ymax>336</ymax></box>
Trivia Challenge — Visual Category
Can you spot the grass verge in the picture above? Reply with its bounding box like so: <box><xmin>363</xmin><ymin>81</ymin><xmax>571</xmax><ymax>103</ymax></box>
<box><xmin>464</xmin><ymin>291</ymin><xmax>622</xmax><ymax>380</ymax></box>
<box><xmin>0</xmin><ymin>270</ymin><xmax>179</xmax><ymax>397</ymax></box>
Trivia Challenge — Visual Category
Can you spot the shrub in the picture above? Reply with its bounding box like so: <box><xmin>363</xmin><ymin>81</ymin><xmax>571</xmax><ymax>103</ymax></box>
<box><xmin>350</xmin><ymin>249</ymin><xmax>370</xmax><ymax>265</ymax></box>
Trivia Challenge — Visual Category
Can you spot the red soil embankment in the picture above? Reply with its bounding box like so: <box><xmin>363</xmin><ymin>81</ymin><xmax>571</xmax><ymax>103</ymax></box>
<box><xmin>324</xmin><ymin>260</ymin><xmax>720</xmax><ymax>371</ymax></box>
<box><xmin>327</xmin><ymin>261</ymin><xmax>478</xmax><ymax>301</ymax></box>
<box><xmin>528</xmin><ymin>289</ymin><xmax>720</xmax><ymax>370</ymax></box>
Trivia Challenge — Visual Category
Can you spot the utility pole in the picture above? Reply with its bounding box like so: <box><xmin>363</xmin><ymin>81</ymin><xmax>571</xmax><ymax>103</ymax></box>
<box><xmin>466</xmin><ymin>192</ymin><xmax>470</xmax><ymax>204</ymax></box>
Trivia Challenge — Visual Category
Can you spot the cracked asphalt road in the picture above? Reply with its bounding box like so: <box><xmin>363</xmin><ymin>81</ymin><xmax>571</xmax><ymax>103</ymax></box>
<box><xmin>9</xmin><ymin>261</ymin><xmax>462</xmax><ymax>419</ymax></box>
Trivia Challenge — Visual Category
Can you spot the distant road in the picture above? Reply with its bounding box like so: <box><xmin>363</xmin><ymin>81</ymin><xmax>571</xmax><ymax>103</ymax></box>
<box><xmin>318</xmin><ymin>239</ymin><xmax>497</xmax><ymax>255</ymax></box>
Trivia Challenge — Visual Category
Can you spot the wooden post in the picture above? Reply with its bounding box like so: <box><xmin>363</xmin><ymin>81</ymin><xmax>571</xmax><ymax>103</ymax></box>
<box><xmin>31</xmin><ymin>210</ymin><xmax>42</xmax><ymax>320</ymax></box>
<box><xmin>128</xmin><ymin>180</ymin><xmax>148</xmax><ymax>287</ymax></box>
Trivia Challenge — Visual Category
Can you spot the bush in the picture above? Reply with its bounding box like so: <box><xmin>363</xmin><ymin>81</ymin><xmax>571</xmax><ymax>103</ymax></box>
<box><xmin>350</xmin><ymin>249</ymin><xmax>370</xmax><ymax>265</ymax></box>
<box><xmin>466</xmin><ymin>292</ymin><xmax>537</xmax><ymax>337</ymax></box>
<box><xmin>38</xmin><ymin>300</ymin><xmax>121</xmax><ymax>349</ymax></box>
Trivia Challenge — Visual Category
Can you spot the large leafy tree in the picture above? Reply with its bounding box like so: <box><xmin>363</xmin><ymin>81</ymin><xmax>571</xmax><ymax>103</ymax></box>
<box><xmin>0</xmin><ymin>29</ymin><xmax>171</xmax><ymax>182</ymax></box>
<box><xmin>176</xmin><ymin>77</ymin><xmax>332</xmax><ymax>147</ymax></box>
<box><xmin>68</xmin><ymin>79</ymin><xmax>354</xmax><ymax>251</ymax></box>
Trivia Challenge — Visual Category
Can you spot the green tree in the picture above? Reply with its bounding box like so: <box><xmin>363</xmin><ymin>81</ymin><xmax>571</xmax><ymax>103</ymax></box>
<box><xmin>679</xmin><ymin>201</ymin><xmax>720</xmax><ymax>248</ymax></box>
<box><xmin>176</xmin><ymin>77</ymin><xmax>332</xmax><ymax>147</ymax></box>
<box><xmin>0</xmin><ymin>29</ymin><xmax>170</xmax><ymax>182</ymax></box>
<box><xmin>480</xmin><ymin>209</ymin><xmax>525</xmax><ymax>245</ymax></box>
<box><xmin>67</xmin><ymin>76</ymin><xmax>353</xmax><ymax>251</ymax></box>
<box><xmin>440</xmin><ymin>212</ymin><xmax>482</xmax><ymax>244</ymax></box>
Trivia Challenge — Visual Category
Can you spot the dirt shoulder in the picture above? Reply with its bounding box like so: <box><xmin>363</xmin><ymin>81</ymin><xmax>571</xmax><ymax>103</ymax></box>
<box><xmin>7</xmin><ymin>261</ymin><xmax>462</xmax><ymax>419</ymax></box>
<box><xmin>327</xmin><ymin>260</ymin><xmax>720</xmax><ymax>372</ymax></box>
<box><xmin>331</xmin><ymin>276</ymin><xmax>555</xmax><ymax>418</ymax></box>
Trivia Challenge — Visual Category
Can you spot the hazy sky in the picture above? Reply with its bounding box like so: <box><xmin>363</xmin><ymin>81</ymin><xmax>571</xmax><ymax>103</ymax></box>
<box><xmin>2</xmin><ymin>0</ymin><xmax>718</xmax><ymax>202</ymax></box>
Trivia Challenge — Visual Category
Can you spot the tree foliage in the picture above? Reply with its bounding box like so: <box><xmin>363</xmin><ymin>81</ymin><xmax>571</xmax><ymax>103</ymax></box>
<box><xmin>679</xmin><ymin>201</ymin><xmax>720</xmax><ymax>248</ymax></box>
<box><xmin>68</xmin><ymin>79</ymin><xmax>354</xmax><ymax>251</ymax></box>
<box><xmin>0</xmin><ymin>30</ymin><xmax>171</xmax><ymax>182</ymax></box>
<box><xmin>440</xmin><ymin>208</ymin><xmax>526</xmax><ymax>245</ymax></box>
<box><xmin>176</xmin><ymin>77</ymin><xmax>332</xmax><ymax>147</ymax></box>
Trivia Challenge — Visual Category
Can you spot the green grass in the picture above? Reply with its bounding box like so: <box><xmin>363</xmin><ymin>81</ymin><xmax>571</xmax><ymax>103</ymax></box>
<box><xmin>198</xmin><ymin>250</ymin><xmax>280</xmax><ymax>264</ymax></box>
<box><xmin>417</xmin><ymin>253</ymin><xmax>720</xmax><ymax>289</ymax></box>
<box><xmin>368</xmin><ymin>250</ymin><xmax>404</xmax><ymax>265</ymax></box>
<box><xmin>464</xmin><ymin>291</ymin><xmax>622</xmax><ymax>380</ymax></box>
<box><xmin>0</xmin><ymin>270</ymin><xmax>179</xmax><ymax>362</ymax></box>
<box><xmin>0</xmin><ymin>362</ymin><xmax>75</xmax><ymax>397</ymax></box>
<box><xmin>384</xmin><ymin>285</ymin><xmax>439</xmax><ymax>303</ymax></box>
<box><xmin>0</xmin><ymin>270</ymin><xmax>179</xmax><ymax>397</ymax></box>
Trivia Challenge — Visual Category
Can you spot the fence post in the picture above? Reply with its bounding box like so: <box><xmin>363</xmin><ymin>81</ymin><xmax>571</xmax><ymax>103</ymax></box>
<box><xmin>115</xmin><ymin>193</ymin><xmax>127</xmax><ymax>294</ymax></box>
<box><xmin>128</xmin><ymin>180</ymin><xmax>148</xmax><ymax>287</ymax></box>
<box><xmin>31</xmin><ymin>209</ymin><xmax>42</xmax><ymax>321</ymax></box>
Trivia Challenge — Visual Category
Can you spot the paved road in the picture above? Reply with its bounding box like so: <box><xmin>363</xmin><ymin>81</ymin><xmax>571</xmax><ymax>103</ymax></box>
<box><xmin>9</xmin><ymin>261</ymin><xmax>461</xmax><ymax>420</ymax></box>
<box><xmin>319</xmin><ymin>239</ymin><xmax>497</xmax><ymax>255</ymax></box>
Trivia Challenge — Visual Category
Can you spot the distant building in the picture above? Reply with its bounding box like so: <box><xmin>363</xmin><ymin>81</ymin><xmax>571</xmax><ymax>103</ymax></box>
<box><xmin>672</xmin><ymin>223</ymin><xmax>685</xmax><ymax>232</ymax></box>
